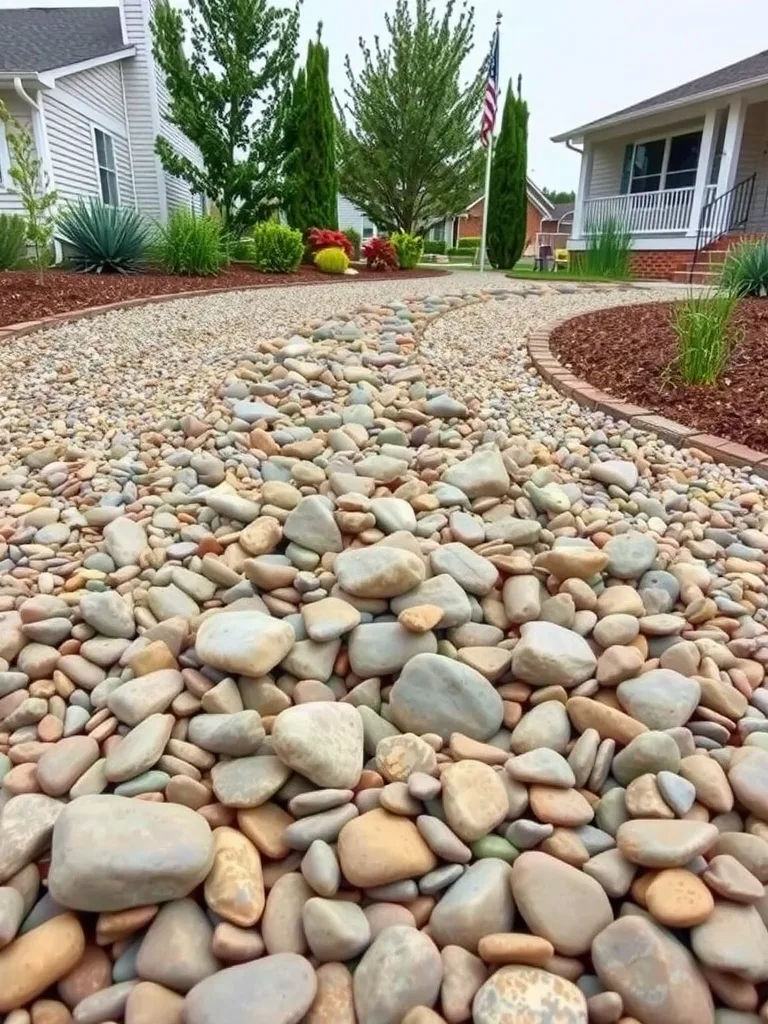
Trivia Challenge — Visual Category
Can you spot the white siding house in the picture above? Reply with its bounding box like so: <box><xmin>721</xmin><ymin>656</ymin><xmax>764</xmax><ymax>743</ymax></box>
<box><xmin>0</xmin><ymin>0</ymin><xmax>203</xmax><ymax>231</ymax></box>
<box><xmin>553</xmin><ymin>47</ymin><xmax>768</xmax><ymax>280</ymax></box>
<box><xmin>337</xmin><ymin>195</ymin><xmax>377</xmax><ymax>239</ymax></box>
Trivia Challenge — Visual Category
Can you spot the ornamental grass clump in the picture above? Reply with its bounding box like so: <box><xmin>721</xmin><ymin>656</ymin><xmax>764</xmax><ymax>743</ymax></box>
<box><xmin>581</xmin><ymin>216</ymin><xmax>632</xmax><ymax>279</ymax></box>
<box><xmin>668</xmin><ymin>291</ymin><xmax>742</xmax><ymax>385</ymax></box>
<box><xmin>0</xmin><ymin>214</ymin><xmax>26</xmax><ymax>271</ymax></box>
<box><xmin>720</xmin><ymin>238</ymin><xmax>768</xmax><ymax>297</ymax></box>
<box><xmin>58</xmin><ymin>199</ymin><xmax>152</xmax><ymax>274</ymax></box>
<box><xmin>153</xmin><ymin>209</ymin><xmax>228</xmax><ymax>276</ymax></box>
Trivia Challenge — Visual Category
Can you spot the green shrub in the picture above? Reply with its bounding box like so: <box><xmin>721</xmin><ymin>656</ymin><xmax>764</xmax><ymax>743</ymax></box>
<box><xmin>391</xmin><ymin>232</ymin><xmax>423</xmax><ymax>270</ymax></box>
<box><xmin>581</xmin><ymin>216</ymin><xmax>632</xmax><ymax>278</ymax></box>
<box><xmin>423</xmin><ymin>239</ymin><xmax>446</xmax><ymax>255</ymax></box>
<box><xmin>314</xmin><ymin>246</ymin><xmax>349</xmax><ymax>274</ymax></box>
<box><xmin>0</xmin><ymin>213</ymin><xmax>26</xmax><ymax>270</ymax></box>
<box><xmin>343</xmin><ymin>227</ymin><xmax>361</xmax><ymax>260</ymax></box>
<box><xmin>152</xmin><ymin>209</ymin><xmax>227</xmax><ymax>276</ymax></box>
<box><xmin>458</xmin><ymin>235</ymin><xmax>481</xmax><ymax>248</ymax></box>
<box><xmin>668</xmin><ymin>291</ymin><xmax>743</xmax><ymax>385</ymax></box>
<box><xmin>57</xmin><ymin>199</ymin><xmax>152</xmax><ymax>273</ymax></box>
<box><xmin>720</xmin><ymin>238</ymin><xmax>768</xmax><ymax>297</ymax></box>
<box><xmin>447</xmin><ymin>246</ymin><xmax>476</xmax><ymax>258</ymax></box>
<box><xmin>252</xmin><ymin>221</ymin><xmax>304</xmax><ymax>273</ymax></box>
<box><xmin>229</xmin><ymin>236</ymin><xmax>255</xmax><ymax>262</ymax></box>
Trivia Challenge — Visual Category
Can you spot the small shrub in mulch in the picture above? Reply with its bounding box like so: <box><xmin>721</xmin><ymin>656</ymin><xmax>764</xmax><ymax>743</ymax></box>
<box><xmin>550</xmin><ymin>298</ymin><xmax>768</xmax><ymax>453</ymax></box>
<box><xmin>0</xmin><ymin>265</ymin><xmax>448</xmax><ymax>330</ymax></box>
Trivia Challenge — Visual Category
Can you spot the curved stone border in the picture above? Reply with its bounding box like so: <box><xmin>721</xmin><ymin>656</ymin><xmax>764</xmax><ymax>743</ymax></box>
<box><xmin>527</xmin><ymin>311</ymin><xmax>768</xmax><ymax>477</ymax></box>
<box><xmin>0</xmin><ymin>271</ymin><xmax>448</xmax><ymax>342</ymax></box>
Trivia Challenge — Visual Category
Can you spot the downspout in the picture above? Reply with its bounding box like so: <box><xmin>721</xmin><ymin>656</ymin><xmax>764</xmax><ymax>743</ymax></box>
<box><xmin>13</xmin><ymin>76</ymin><xmax>61</xmax><ymax>263</ymax></box>
<box><xmin>566</xmin><ymin>140</ymin><xmax>583</xmax><ymax>156</ymax></box>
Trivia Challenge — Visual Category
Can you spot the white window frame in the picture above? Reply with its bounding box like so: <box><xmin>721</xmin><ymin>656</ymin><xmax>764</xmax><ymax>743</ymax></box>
<box><xmin>91</xmin><ymin>125</ymin><xmax>120</xmax><ymax>206</ymax></box>
<box><xmin>0</xmin><ymin>121</ymin><xmax>11</xmax><ymax>192</ymax></box>
<box><xmin>629</xmin><ymin>128</ymin><xmax>703</xmax><ymax>194</ymax></box>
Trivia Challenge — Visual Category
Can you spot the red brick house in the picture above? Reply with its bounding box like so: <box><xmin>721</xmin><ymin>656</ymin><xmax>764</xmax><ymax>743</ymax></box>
<box><xmin>553</xmin><ymin>47</ymin><xmax>768</xmax><ymax>281</ymax></box>
<box><xmin>426</xmin><ymin>179</ymin><xmax>560</xmax><ymax>252</ymax></box>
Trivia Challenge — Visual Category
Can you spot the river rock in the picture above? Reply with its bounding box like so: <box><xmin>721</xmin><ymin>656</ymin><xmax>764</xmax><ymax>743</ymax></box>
<box><xmin>196</xmin><ymin>611</ymin><xmax>295</xmax><ymax>677</ymax></box>
<box><xmin>511</xmin><ymin>622</ymin><xmax>597</xmax><ymax>688</ymax></box>
<box><xmin>334</xmin><ymin>547</ymin><xmax>425</xmax><ymax>598</ymax></box>
<box><xmin>353</xmin><ymin>926</ymin><xmax>442</xmax><ymax>1024</ymax></box>
<box><xmin>184</xmin><ymin>954</ymin><xmax>317</xmax><ymax>1024</ymax></box>
<box><xmin>472</xmin><ymin>966</ymin><xmax>587</xmax><ymax>1024</ymax></box>
<box><xmin>617</xmin><ymin>669</ymin><xmax>700</xmax><ymax>729</ymax></box>
<box><xmin>272</xmin><ymin>703</ymin><xmax>363</xmax><ymax>788</ymax></box>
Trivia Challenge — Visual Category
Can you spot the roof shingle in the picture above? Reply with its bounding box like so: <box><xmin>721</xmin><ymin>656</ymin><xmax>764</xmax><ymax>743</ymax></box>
<box><xmin>0</xmin><ymin>7</ymin><xmax>126</xmax><ymax>74</ymax></box>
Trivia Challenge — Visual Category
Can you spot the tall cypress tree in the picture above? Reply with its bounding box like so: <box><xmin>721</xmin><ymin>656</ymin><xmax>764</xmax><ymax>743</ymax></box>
<box><xmin>486</xmin><ymin>80</ymin><xmax>529</xmax><ymax>269</ymax></box>
<box><xmin>283</xmin><ymin>67</ymin><xmax>307</xmax><ymax>230</ymax></box>
<box><xmin>285</xmin><ymin>25</ymin><xmax>338</xmax><ymax>233</ymax></box>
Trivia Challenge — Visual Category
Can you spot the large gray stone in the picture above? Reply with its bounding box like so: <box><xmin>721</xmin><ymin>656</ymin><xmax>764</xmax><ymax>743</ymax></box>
<box><xmin>390</xmin><ymin>574</ymin><xmax>472</xmax><ymax>628</ymax></box>
<box><xmin>353</xmin><ymin>926</ymin><xmax>442</xmax><ymax>1024</ymax></box>
<box><xmin>430</xmin><ymin>859</ymin><xmax>515</xmax><ymax>952</ymax></box>
<box><xmin>184</xmin><ymin>954</ymin><xmax>316</xmax><ymax>1024</ymax></box>
<box><xmin>0</xmin><ymin>793</ymin><xmax>63</xmax><ymax>884</ymax></box>
<box><xmin>388</xmin><ymin>653</ymin><xmax>503</xmax><ymax>741</ymax></box>
<box><xmin>272</xmin><ymin>703</ymin><xmax>364</xmax><ymax>789</ymax></box>
<box><xmin>48</xmin><ymin>795</ymin><xmax>214</xmax><ymax>911</ymax></box>
<box><xmin>603</xmin><ymin>532</ymin><xmax>659</xmax><ymax>579</ymax></box>
<box><xmin>348</xmin><ymin>622</ymin><xmax>437</xmax><ymax>677</ymax></box>
<box><xmin>442</xmin><ymin>449</ymin><xmax>510</xmax><ymax>498</ymax></box>
<box><xmin>196</xmin><ymin>611</ymin><xmax>295</xmax><ymax>677</ymax></box>
<box><xmin>617</xmin><ymin>670</ymin><xmax>700</xmax><ymax>729</ymax></box>
<box><xmin>283</xmin><ymin>496</ymin><xmax>342</xmax><ymax>555</ymax></box>
<box><xmin>511</xmin><ymin>621</ymin><xmax>597</xmax><ymax>688</ymax></box>
<box><xmin>334</xmin><ymin>547</ymin><xmax>425</xmax><ymax>599</ymax></box>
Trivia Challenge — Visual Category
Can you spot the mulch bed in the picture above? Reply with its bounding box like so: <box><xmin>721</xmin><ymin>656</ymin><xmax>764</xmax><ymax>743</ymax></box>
<box><xmin>550</xmin><ymin>299</ymin><xmax>768</xmax><ymax>453</ymax></box>
<box><xmin>0</xmin><ymin>265</ymin><xmax>448</xmax><ymax>330</ymax></box>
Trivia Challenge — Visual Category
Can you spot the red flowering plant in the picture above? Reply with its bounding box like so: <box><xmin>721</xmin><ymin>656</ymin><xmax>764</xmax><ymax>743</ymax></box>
<box><xmin>307</xmin><ymin>227</ymin><xmax>354</xmax><ymax>260</ymax></box>
<box><xmin>362</xmin><ymin>236</ymin><xmax>398</xmax><ymax>270</ymax></box>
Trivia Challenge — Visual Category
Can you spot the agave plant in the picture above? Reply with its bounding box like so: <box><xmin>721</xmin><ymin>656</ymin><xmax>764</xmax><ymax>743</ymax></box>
<box><xmin>720</xmin><ymin>238</ymin><xmax>768</xmax><ymax>297</ymax></box>
<box><xmin>57</xmin><ymin>199</ymin><xmax>152</xmax><ymax>273</ymax></box>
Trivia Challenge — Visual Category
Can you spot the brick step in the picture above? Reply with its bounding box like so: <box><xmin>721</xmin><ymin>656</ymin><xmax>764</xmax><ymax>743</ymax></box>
<box><xmin>670</xmin><ymin>268</ymin><xmax>723</xmax><ymax>285</ymax></box>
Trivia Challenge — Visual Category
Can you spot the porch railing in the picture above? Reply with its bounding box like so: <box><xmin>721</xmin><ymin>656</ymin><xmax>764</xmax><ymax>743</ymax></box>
<box><xmin>689</xmin><ymin>173</ymin><xmax>757</xmax><ymax>281</ymax></box>
<box><xmin>583</xmin><ymin>184</ymin><xmax>717</xmax><ymax>234</ymax></box>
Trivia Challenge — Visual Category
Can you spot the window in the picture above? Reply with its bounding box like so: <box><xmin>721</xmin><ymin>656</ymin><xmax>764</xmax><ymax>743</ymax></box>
<box><xmin>627</xmin><ymin>130</ymin><xmax>703</xmax><ymax>194</ymax></box>
<box><xmin>362</xmin><ymin>225</ymin><xmax>374</xmax><ymax>239</ymax></box>
<box><xmin>93</xmin><ymin>128</ymin><xmax>119</xmax><ymax>205</ymax></box>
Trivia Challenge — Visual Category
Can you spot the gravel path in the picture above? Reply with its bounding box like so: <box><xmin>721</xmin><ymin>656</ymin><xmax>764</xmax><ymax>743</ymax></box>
<box><xmin>1</xmin><ymin>271</ymin><xmax>681</xmax><ymax>474</ymax></box>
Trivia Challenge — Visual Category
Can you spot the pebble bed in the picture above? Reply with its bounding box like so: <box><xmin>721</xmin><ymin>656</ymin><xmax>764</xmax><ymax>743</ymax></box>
<box><xmin>0</xmin><ymin>276</ymin><xmax>768</xmax><ymax>1024</ymax></box>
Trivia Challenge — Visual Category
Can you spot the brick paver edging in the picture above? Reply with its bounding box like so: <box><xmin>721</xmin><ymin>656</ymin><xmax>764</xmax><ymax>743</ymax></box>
<box><xmin>526</xmin><ymin>312</ymin><xmax>768</xmax><ymax>478</ymax></box>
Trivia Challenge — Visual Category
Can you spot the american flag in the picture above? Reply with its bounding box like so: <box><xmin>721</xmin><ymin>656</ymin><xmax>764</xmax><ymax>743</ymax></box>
<box><xmin>480</xmin><ymin>26</ymin><xmax>500</xmax><ymax>148</ymax></box>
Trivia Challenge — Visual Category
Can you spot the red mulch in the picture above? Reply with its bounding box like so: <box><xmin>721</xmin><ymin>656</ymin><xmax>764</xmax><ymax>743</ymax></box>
<box><xmin>0</xmin><ymin>265</ymin><xmax>448</xmax><ymax>329</ymax></box>
<box><xmin>550</xmin><ymin>299</ymin><xmax>768</xmax><ymax>453</ymax></box>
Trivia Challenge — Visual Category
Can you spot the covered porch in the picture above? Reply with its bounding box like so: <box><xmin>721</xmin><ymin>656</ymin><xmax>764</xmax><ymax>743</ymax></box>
<box><xmin>568</xmin><ymin>93</ymin><xmax>768</xmax><ymax>249</ymax></box>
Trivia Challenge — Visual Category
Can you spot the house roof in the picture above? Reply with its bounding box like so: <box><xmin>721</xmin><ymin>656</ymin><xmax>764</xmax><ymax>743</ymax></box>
<box><xmin>548</xmin><ymin>202</ymin><xmax>574</xmax><ymax>223</ymax></box>
<box><xmin>0</xmin><ymin>7</ymin><xmax>126</xmax><ymax>74</ymax></box>
<box><xmin>463</xmin><ymin>178</ymin><xmax>553</xmax><ymax>218</ymax></box>
<box><xmin>552</xmin><ymin>47</ymin><xmax>768</xmax><ymax>142</ymax></box>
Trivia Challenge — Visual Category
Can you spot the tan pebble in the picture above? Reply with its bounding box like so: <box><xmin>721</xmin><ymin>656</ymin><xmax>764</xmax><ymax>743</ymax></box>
<box><xmin>237</xmin><ymin>803</ymin><xmax>295</xmax><ymax>859</ymax></box>
<box><xmin>165</xmin><ymin>775</ymin><xmax>211</xmax><ymax>810</ymax></box>
<box><xmin>57</xmin><ymin>944</ymin><xmax>111</xmax><ymax>1007</ymax></box>
<box><xmin>0</xmin><ymin>914</ymin><xmax>85</xmax><ymax>1013</ymax></box>
<box><xmin>401</xmin><ymin>1008</ymin><xmax>447</xmax><ymax>1023</ymax></box>
<box><xmin>3</xmin><ymin>763</ymin><xmax>40</xmax><ymax>795</ymax></box>
<box><xmin>337</xmin><ymin>809</ymin><xmax>437</xmax><ymax>888</ymax></box>
<box><xmin>363</xmin><ymin>903</ymin><xmax>416</xmax><ymax>938</ymax></box>
<box><xmin>30</xmin><ymin>1002</ymin><xmax>71</xmax><ymax>1024</ymax></box>
<box><xmin>128</xmin><ymin>641</ymin><xmax>177</xmax><ymax>677</ymax></box>
<box><xmin>124</xmin><ymin>981</ymin><xmax>184</xmax><ymax>1024</ymax></box>
<box><xmin>95</xmin><ymin>906</ymin><xmax>159</xmax><ymax>946</ymax></box>
<box><xmin>645</xmin><ymin>868</ymin><xmax>714</xmax><ymax>927</ymax></box>
<box><xmin>210</xmin><ymin>921</ymin><xmax>265</xmax><ymax>963</ymax></box>
<box><xmin>304</xmin><ymin>962</ymin><xmax>356</xmax><ymax>1024</ymax></box>
<box><xmin>448</xmin><ymin>733</ymin><xmax>509</xmax><ymax>765</ymax></box>
<box><xmin>539</xmin><ymin>828</ymin><xmax>589</xmax><ymax>867</ymax></box>
<box><xmin>477</xmin><ymin>932</ymin><xmax>555</xmax><ymax>965</ymax></box>
<box><xmin>261</xmin><ymin>872</ymin><xmax>313</xmax><ymax>955</ymax></box>
<box><xmin>36</xmin><ymin>715</ymin><xmax>63</xmax><ymax>743</ymax></box>
<box><xmin>204</xmin><ymin>826</ymin><xmax>265</xmax><ymax>927</ymax></box>
<box><xmin>529</xmin><ymin>785</ymin><xmax>594</xmax><ymax>827</ymax></box>
<box><xmin>625</xmin><ymin>774</ymin><xmax>675</xmax><ymax>819</ymax></box>
<box><xmin>398</xmin><ymin>605</ymin><xmax>444</xmax><ymax>633</ymax></box>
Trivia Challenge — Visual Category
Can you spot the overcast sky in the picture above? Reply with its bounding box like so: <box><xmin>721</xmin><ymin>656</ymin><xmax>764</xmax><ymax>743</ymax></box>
<box><xmin>297</xmin><ymin>0</ymin><xmax>767</xmax><ymax>191</ymax></box>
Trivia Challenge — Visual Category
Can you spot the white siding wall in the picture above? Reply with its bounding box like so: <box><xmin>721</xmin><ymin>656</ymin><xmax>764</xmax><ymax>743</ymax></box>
<box><xmin>154</xmin><ymin>53</ymin><xmax>203</xmax><ymax>212</ymax></box>
<box><xmin>44</xmin><ymin>91</ymin><xmax>135</xmax><ymax>208</ymax></box>
<box><xmin>337</xmin><ymin>195</ymin><xmax>376</xmax><ymax>235</ymax></box>
<box><xmin>57</xmin><ymin>65</ymin><xmax>125</xmax><ymax>126</ymax></box>
<box><xmin>0</xmin><ymin>92</ymin><xmax>32</xmax><ymax>215</ymax></box>
<box><xmin>735</xmin><ymin>100</ymin><xmax>768</xmax><ymax>234</ymax></box>
<box><xmin>121</xmin><ymin>0</ymin><xmax>165</xmax><ymax>219</ymax></box>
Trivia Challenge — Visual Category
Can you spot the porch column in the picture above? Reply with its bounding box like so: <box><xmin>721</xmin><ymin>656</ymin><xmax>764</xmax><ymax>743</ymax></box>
<box><xmin>570</xmin><ymin>141</ymin><xmax>594</xmax><ymax>241</ymax></box>
<box><xmin>716</xmin><ymin>95</ymin><xmax>747</xmax><ymax>195</ymax></box>
<box><xmin>685</xmin><ymin>107</ymin><xmax>717</xmax><ymax>236</ymax></box>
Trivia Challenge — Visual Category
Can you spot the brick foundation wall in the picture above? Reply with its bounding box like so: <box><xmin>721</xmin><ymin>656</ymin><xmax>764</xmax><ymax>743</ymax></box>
<box><xmin>628</xmin><ymin>249</ymin><xmax>692</xmax><ymax>281</ymax></box>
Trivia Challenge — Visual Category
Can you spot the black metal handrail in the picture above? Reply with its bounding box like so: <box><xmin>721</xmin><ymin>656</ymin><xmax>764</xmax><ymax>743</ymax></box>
<box><xmin>689</xmin><ymin>173</ymin><xmax>756</xmax><ymax>282</ymax></box>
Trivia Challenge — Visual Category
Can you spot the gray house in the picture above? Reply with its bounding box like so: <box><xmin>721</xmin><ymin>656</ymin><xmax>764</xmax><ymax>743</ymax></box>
<box><xmin>0</xmin><ymin>0</ymin><xmax>203</xmax><ymax>230</ymax></box>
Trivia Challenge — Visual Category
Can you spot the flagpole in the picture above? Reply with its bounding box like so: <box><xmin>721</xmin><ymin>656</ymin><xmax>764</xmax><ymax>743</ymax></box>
<box><xmin>479</xmin><ymin>133</ymin><xmax>493</xmax><ymax>275</ymax></box>
<box><xmin>479</xmin><ymin>11</ymin><xmax>501</xmax><ymax>275</ymax></box>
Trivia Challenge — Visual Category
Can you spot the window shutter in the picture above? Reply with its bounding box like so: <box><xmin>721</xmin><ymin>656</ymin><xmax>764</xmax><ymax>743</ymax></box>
<box><xmin>620</xmin><ymin>144</ymin><xmax>633</xmax><ymax>194</ymax></box>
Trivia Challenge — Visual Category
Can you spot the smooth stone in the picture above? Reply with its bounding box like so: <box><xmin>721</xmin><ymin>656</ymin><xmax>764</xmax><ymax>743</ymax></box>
<box><xmin>592</xmin><ymin>915</ymin><xmax>714</xmax><ymax>1024</ymax></box>
<box><xmin>304</xmin><ymin>962</ymin><xmax>355</xmax><ymax>1024</ymax></box>
<box><xmin>612</xmin><ymin>731</ymin><xmax>681</xmax><ymax>786</ymax></box>
<box><xmin>353</xmin><ymin>926</ymin><xmax>442</xmax><ymax>1024</ymax></box>
<box><xmin>187</xmin><ymin>712</ymin><xmax>265</xmax><ymax>757</ymax></box>
<box><xmin>507</xmin><ymin>748</ymin><xmax>575</xmax><ymax>787</ymax></box>
<box><xmin>337</xmin><ymin>809</ymin><xmax>437</xmax><ymax>888</ymax></box>
<box><xmin>302</xmin><ymin>598</ymin><xmax>361</xmax><ymax>642</ymax></box>
<box><xmin>283</xmin><ymin>496</ymin><xmax>343</xmax><ymax>555</ymax></box>
<box><xmin>729</xmin><ymin>749</ymin><xmax>768</xmax><ymax>820</ymax></box>
<box><xmin>107</xmin><ymin>670</ymin><xmax>184</xmax><ymax>727</ymax></box>
<box><xmin>617</xmin><ymin>670</ymin><xmax>700</xmax><ymax>729</ymax></box>
<box><xmin>616</xmin><ymin>819</ymin><xmax>719</xmax><ymax>868</ymax></box>
<box><xmin>196</xmin><ymin>611</ymin><xmax>295</xmax><ymax>677</ymax></box>
<box><xmin>440</xmin><ymin>945</ymin><xmax>487</xmax><ymax>1023</ymax></box>
<box><xmin>0</xmin><ymin>913</ymin><xmax>86</xmax><ymax>1013</ymax></box>
<box><xmin>430</xmin><ymin>859</ymin><xmax>515</xmax><ymax>953</ymax></box>
<box><xmin>302</xmin><ymin>898</ymin><xmax>371</xmax><ymax>961</ymax></box>
<box><xmin>104</xmin><ymin>715</ymin><xmax>174</xmax><ymax>784</ymax></box>
<box><xmin>603</xmin><ymin>532</ymin><xmax>659</xmax><ymax>579</ymax></box>
<box><xmin>211</xmin><ymin>755</ymin><xmax>291</xmax><ymax>808</ymax></box>
<box><xmin>48</xmin><ymin>795</ymin><xmax>213</xmax><ymax>912</ymax></box>
<box><xmin>125</xmin><ymin>981</ymin><xmax>185</xmax><ymax>1024</ymax></box>
<box><xmin>0</xmin><ymin>794</ymin><xmax>63</xmax><ymax>884</ymax></box>
<box><xmin>510</xmin><ymin>701</ymin><xmax>571</xmax><ymax>755</ymax></box>
<box><xmin>334</xmin><ymin>547</ymin><xmax>425</xmax><ymax>598</ymax></box>
<box><xmin>204</xmin><ymin>827</ymin><xmax>264</xmax><ymax>927</ymax></box>
<box><xmin>183</xmin><ymin>954</ymin><xmax>317</xmax><ymax>1024</ymax></box>
<box><xmin>301</xmin><ymin>840</ymin><xmax>341</xmax><ymax>897</ymax></box>
<box><xmin>79</xmin><ymin>591</ymin><xmax>135</xmax><ymax>639</ymax></box>
<box><xmin>103</xmin><ymin>517</ymin><xmax>147</xmax><ymax>567</ymax></box>
<box><xmin>511</xmin><ymin>851</ymin><xmax>613</xmax><ymax>956</ymax></box>
<box><xmin>136</xmin><ymin>899</ymin><xmax>219</xmax><ymax>993</ymax></box>
<box><xmin>429</xmin><ymin>544</ymin><xmax>498</xmax><ymax>596</ymax></box>
<box><xmin>512</xmin><ymin>621</ymin><xmax>597</xmax><ymax>689</ymax></box>
<box><xmin>692</xmin><ymin>902</ymin><xmax>768</xmax><ymax>982</ymax></box>
<box><xmin>645</xmin><ymin>868</ymin><xmax>714</xmax><ymax>927</ymax></box>
<box><xmin>272</xmin><ymin>703</ymin><xmax>363</xmax><ymax>788</ymax></box>
<box><xmin>442</xmin><ymin>449</ymin><xmax>510</xmax><ymax>499</ymax></box>
<box><xmin>389</xmin><ymin>654</ymin><xmax>503</xmax><ymax>741</ymax></box>
<box><xmin>347</xmin><ymin>623</ymin><xmax>437</xmax><ymax>679</ymax></box>
<box><xmin>472</xmin><ymin>966</ymin><xmax>587</xmax><ymax>1024</ymax></box>
<box><xmin>441</xmin><ymin>761</ymin><xmax>508</xmax><ymax>842</ymax></box>
<box><xmin>391</xmin><ymin>575</ymin><xmax>472</xmax><ymax>629</ymax></box>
